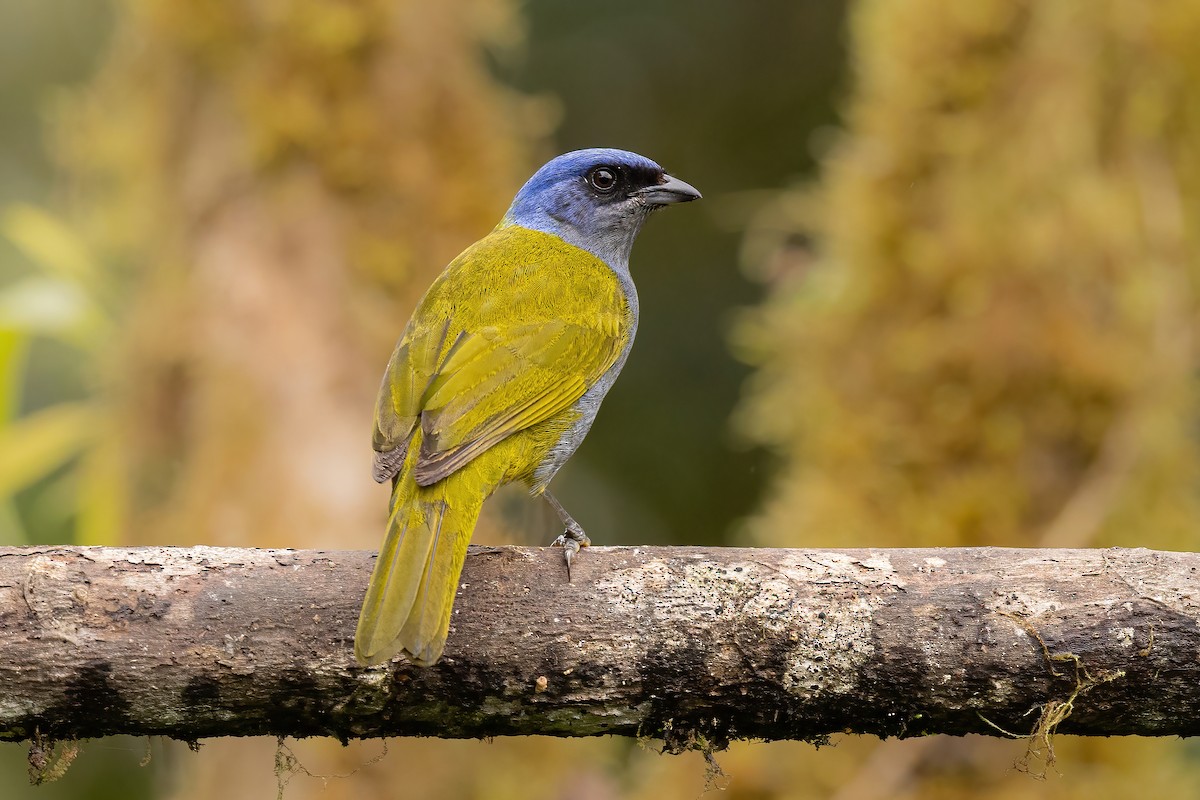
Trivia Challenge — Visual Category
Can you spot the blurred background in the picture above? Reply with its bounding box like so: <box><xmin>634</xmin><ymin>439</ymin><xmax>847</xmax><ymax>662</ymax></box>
<box><xmin>4</xmin><ymin>0</ymin><xmax>1200</xmax><ymax>798</ymax></box>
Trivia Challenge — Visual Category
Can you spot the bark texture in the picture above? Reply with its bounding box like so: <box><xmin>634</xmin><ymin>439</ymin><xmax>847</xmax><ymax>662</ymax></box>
<box><xmin>0</xmin><ymin>545</ymin><xmax>1194</xmax><ymax>749</ymax></box>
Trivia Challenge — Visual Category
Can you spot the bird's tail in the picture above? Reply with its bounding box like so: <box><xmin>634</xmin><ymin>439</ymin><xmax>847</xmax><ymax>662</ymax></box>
<box><xmin>354</xmin><ymin>456</ymin><xmax>486</xmax><ymax>666</ymax></box>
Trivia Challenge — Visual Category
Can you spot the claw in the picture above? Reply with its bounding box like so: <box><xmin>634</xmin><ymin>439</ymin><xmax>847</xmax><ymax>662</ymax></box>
<box><xmin>551</xmin><ymin>534</ymin><xmax>577</xmax><ymax>581</ymax></box>
<box><xmin>544</xmin><ymin>491</ymin><xmax>591</xmax><ymax>581</ymax></box>
<box><xmin>551</xmin><ymin>532</ymin><xmax>588</xmax><ymax>581</ymax></box>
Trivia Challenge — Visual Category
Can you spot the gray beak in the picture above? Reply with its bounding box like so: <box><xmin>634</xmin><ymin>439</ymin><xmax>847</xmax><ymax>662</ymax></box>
<box><xmin>634</xmin><ymin>173</ymin><xmax>702</xmax><ymax>206</ymax></box>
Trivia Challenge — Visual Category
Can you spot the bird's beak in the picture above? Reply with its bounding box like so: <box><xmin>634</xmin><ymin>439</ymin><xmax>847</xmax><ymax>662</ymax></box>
<box><xmin>634</xmin><ymin>173</ymin><xmax>702</xmax><ymax>206</ymax></box>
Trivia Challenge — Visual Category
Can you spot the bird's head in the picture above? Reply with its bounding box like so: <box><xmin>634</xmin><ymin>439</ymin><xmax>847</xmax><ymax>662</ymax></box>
<box><xmin>503</xmin><ymin>148</ymin><xmax>701</xmax><ymax>270</ymax></box>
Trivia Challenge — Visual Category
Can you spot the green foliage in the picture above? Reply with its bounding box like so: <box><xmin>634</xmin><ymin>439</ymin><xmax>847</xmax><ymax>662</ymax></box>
<box><xmin>0</xmin><ymin>402</ymin><xmax>95</xmax><ymax>499</ymax></box>
<box><xmin>0</xmin><ymin>205</ymin><xmax>121</xmax><ymax>545</ymax></box>
<box><xmin>2</xmin><ymin>205</ymin><xmax>107</xmax><ymax>307</ymax></box>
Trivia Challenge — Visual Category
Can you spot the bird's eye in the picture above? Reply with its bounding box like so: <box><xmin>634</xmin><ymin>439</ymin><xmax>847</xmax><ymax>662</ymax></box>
<box><xmin>588</xmin><ymin>167</ymin><xmax>618</xmax><ymax>194</ymax></box>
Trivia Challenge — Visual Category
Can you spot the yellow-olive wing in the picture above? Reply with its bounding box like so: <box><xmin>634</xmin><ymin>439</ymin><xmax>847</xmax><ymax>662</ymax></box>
<box><xmin>371</xmin><ymin>316</ymin><xmax>454</xmax><ymax>483</ymax></box>
<box><xmin>411</xmin><ymin>320</ymin><xmax>624</xmax><ymax>485</ymax></box>
<box><xmin>370</xmin><ymin>225</ymin><xmax>629</xmax><ymax>486</ymax></box>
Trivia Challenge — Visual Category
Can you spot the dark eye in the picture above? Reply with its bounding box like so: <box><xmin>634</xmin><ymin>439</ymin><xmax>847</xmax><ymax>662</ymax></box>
<box><xmin>588</xmin><ymin>167</ymin><xmax>618</xmax><ymax>194</ymax></box>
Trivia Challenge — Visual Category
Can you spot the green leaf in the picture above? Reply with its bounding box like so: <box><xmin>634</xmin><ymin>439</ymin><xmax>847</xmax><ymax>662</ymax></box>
<box><xmin>1</xmin><ymin>204</ymin><xmax>100</xmax><ymax>295</ymax></box>
<box><xmin>75</xmin><ymin>431</ymin><xmax>126</xmax><ymax>546</ymax></box>
<box><xmin>0</xmin><ymin>502</ymin><xmax>30</xmax><ymax>546</ymax></box>
<box><xmin>0</xmin><ymin>402</ymin><xmax>96</xmax><ymax>499</ymax></box>
<box><xmin>0</xmin><ymin>329</ymin><xmax>29</xmax><ymax>424</ymax></box>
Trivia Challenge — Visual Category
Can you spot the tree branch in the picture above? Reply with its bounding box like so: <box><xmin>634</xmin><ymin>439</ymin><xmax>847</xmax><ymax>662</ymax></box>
<box><xmin>1</xmin><ymin>544</ymin><xmax>1196</xmax><ymax>750</ymax></box>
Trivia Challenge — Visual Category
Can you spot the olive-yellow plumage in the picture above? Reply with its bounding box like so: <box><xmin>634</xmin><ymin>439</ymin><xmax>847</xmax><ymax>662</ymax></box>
<box><xmin>355</xmin><ymin>148</ymin><xmax>700</xmax><ymax>666</ymax></box>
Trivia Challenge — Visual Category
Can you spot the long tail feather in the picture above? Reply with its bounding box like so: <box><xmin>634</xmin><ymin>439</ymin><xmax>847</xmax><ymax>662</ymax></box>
<box><xmin>396</xmin><ymin>499</ymin><xmax>473</xmax><ymax>665</ymax></box>
<box><xmin>354</xmin><ymin>458</ymin><xmax>484</xmax><ymax>666</ymax></box>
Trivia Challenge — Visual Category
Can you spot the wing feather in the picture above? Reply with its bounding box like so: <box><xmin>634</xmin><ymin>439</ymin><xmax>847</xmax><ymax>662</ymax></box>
<box><xmin>370</xmin><ymin>226</ymin><xmax>630</xmax><ymax>488</ymax></box>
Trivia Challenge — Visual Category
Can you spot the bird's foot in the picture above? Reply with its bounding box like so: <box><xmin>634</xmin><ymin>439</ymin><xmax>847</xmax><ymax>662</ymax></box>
<box><xmin>551</xmin><ymin>526</ymin><xmax>591</xmax><ymax>582</ymax></box>
<box><xmin>543</xmin><ymin>490</ymin><xmax>591</xmax><ymax>581</ymax></box>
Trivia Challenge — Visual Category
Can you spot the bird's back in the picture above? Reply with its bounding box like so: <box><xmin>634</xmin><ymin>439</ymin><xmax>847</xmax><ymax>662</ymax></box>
<box><xmin>375</xmin><ymin>223</ymin><xmax>635</xmax><ymax>490</ymax></box>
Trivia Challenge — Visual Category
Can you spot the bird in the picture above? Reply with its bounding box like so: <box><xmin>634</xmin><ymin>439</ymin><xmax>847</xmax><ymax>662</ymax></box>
<box><xmin>354</xmin><ymin>148</ymin><xmax>701</xmax><ymax>667</ymax></box>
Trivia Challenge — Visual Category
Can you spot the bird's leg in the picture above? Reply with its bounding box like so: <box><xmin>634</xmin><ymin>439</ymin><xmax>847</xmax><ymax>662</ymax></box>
<box><xmin>544</xmin><ymin>491</ymin><xmax>590</xmax><ymax>581</ymax></box>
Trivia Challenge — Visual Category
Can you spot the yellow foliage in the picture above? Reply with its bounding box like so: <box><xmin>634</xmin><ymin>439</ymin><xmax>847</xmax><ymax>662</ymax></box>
<box><xmin>741</xmin><ymin>0</ymin><xmax>1200</xmax><ymax>551</ymax></box>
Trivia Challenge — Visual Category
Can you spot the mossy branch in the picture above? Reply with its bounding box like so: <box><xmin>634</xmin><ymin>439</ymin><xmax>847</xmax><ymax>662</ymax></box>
<box><xmin>1</xmin><ymin>545</ymin><xmax>1197</xmax><ymax>752</ymax></box>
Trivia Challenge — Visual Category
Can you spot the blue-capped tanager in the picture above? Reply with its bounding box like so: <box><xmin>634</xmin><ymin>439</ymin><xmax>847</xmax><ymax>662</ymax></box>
<box><xmin>354</xmin><ymin>148</ymin><xmax>701</xmax><ymax>666</ymax></box>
